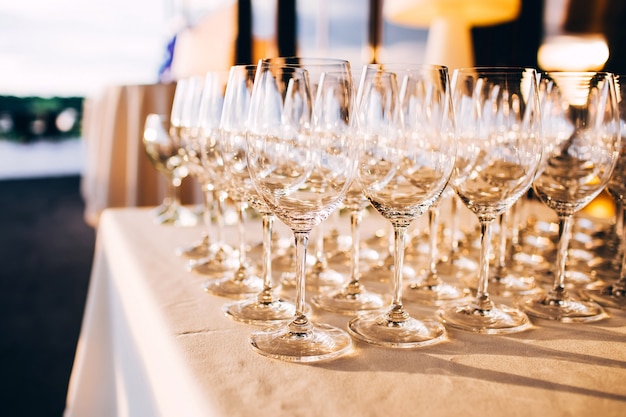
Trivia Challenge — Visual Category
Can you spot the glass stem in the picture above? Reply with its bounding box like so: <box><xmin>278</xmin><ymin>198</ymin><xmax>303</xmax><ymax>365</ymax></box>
<box><xmin>261</xmin><ymin>213</ymin><xmax>274</xmax><ymax>292</ymax></box>
<box><xmin>387</xmin><ymin>224</ymin><xmax>410</xmax><ymax>323</ymax></box>
<box><xmin>202</xmin><ymin>184</ymin><xmax>213</xmax><ymax>239</ymax></box>
<box><xmin>552</xmin><ymin>215</ymin><xmax>572</xmax><ymax>296</ymax></box>
<box><xmin>212</xmin><ymin>190</ymin><xmax>225</xmax><ymax>246</ymax></box>
<box><xmin>449</xmin><ymin>195</ymin><xmax>460</xmax><ymax>255</ymax></box>
<box><xmin>495</xmin><ymin>212</ymin><xmax>508</xmax><ymax>275</ymax></box>
<box><xmin>290</xmin><ymin>231</ymin><xmax>312</xmax><ymax>334</ymax></box>
<box><xmin>313</xmin><ymin>222</ymin><xmax>327</xmax><ymax>272</ymax></box>
<box><xmin>348</xmin><ymin>207</ymin><xmax>362</xmax><ymax>285</ymax></box>
<box><xmin>510</xmin><ymin>199</ymin><xmax>522</xmax><ymax>250</ymax></box>
<box><xmin>237</xmin><ymin>202</ymin><xmax>248</xmax><ymax>268</ymax></box>
<box><xmin>425</xmin><ymin>206</ymin><xmax>440</xmax><ymax>285</ymax></box>
<box><xmin>163</xmin><ymin>173</ymin><xmax>175</xmax><ymax>208</ymax></box>
<box><xmin>615</xmin><ymin>201</ymin><xmax>625</xmax><ymax>275</ymax></box>
<box><xmin>475</xmin><ymin>219</ymin><xmax>494</xmax><ymax>311</ymax></box>
<box><xmin>170</xmin><ymin>172</ymin><xmax>183</xmax><ymax>209</ymax></box>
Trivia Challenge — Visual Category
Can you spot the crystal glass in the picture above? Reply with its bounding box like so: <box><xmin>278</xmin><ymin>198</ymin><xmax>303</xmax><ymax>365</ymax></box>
<box><xmin>347</xmin><ymin>64</ymin><xmax>455</xmax><ymax>348</ymax></box>
<box><xmin>438</xmin><ymin>67</ymin><xmax>543</xmax><ymax>334</ymax></box>
<box><xmin>219</xmin><ymin>64</ymin><xmax>296</xmax><ymax>321</ymax></box>
<box><xmin>247</xmin><ymin>63</ymin><xmax>356</xmax><ymax>361</ymax></box>
<box><xmin>518</xmin><ymin>72</ymin><xmax>620</xmax><ymax>321</ymax></box>
<box><xmin>262</xmin><ymin>57</ymin><xmax>351</xmax><ymax>290</ymax></box>
<box><xmin>583</xmin><ymin>74</ymin><xmax>626</xmax><ymax>309</ymax></box>
<box><xmin>142</xmin><ymin>113</ymin><xmax>191</xmax><ymax>224</ymax></box>
<box><xmin>174</xmin><ymin>74</ymin><xmax>237</xmax><ymax>275</ymax></box>
<box><xmin>187</xmin><ymin>70</ymin><xmax>260</xmax><ymax>296</ymax></box>
<box><xmin>171</xmin><ymin>77</ymin><xmax>214</xmax><ymax>254</ymax></box>
<box><xmin>143</xmin><ymin>84</ymin><xmax>196</xmax><ymax>227</ymax></box>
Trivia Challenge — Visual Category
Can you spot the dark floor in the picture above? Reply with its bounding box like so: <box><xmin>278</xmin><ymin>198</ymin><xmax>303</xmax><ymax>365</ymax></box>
<box><xmin>0</xmin><ymin>175</ymin><xmax>95</xmax><ymax>416</ymax></box>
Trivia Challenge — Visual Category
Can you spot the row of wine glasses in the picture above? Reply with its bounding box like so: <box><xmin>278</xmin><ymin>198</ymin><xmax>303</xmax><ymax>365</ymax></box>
<box><xmin>143</xmin><ymin>62</ymin><xmax>623</xmax><ymax>363</ymax></box>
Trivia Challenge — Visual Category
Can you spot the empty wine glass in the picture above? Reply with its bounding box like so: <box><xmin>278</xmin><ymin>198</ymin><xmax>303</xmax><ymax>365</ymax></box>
<box><xmin>262</xmin><ymin>57</ymin><xmax>351</xmax><ymax>290</ymax></box>
<box><xmin>582</xmin><ymin>74</ymin><xmax>626</xmax><ymax>310</ymax></box>
<box><xmin>172</xmin><ymin>76</ymin><xmax>216</xmax><ymax>256</ymax></box>
<box><xmin>438</xmin><ymin>67</ymin><xmax>543</xmax><ymax>334</ymax></box>
<box><xmin>174</xmin><ymin>74</ymin><xmax>236</xmax><ymax>275</ymax></box>
<box><xmin>219</xmin><ymin>64</ymin><xmax>296</xmax><ymax>321</ymax></box>
<box><xmin>190</xmin><ymin>70</ymin><xmax>260</xmax><ymax>296</ymax></box>
<box><xmin>518</xmin><ymin>71</ymin><xmax>620</xmax><ymax>321</ymax></box>
<box><xmin>347</xmin><ymin>64</ymin><xmax>455</xmax><ymax>348</ymax></box>
<box><xmin>247</xmin><ymin>63</ymin><xmax>357</xmax><ymax>361</ymax></box>
<box><xmin>142</xmin><ymin>113</ymin><xmax>191</xmax><ymax>224</ymax></box>
<box><xmin>143</xmin><ymin>83</ymin><xmax>197</xmax><ymax>227</ymax></box>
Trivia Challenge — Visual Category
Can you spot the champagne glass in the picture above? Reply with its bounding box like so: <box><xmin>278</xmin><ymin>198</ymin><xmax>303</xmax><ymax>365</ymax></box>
<box><xmin>347</xmin><ymin>64</ymin><xmax>454</xmax><ymax>348</ymax></box>
<box><xmin>583</xmin><ymin>74</ymin><xmax>626</xmax><ymax>309</ymax></box>
<box><xmin>219</xmin><ymin>64</ymin><xmax>296</xmax><ymax>321</ymax></box>
<box><xmin>142</xmin><ymin>113</ymin><xmax>189</xmax><ymax>223</ymax></box>
<box><xmin>518</xmin><ymin>72</ymin><xmax>620</xmax><ymax>321</ymax></box>
<box><xmin>438</xmin><ymin>67</ymin><xmax>543</xmax><ymax>334</ymax></box>
<box><xmin>247</xmin><ymin>63</ymin><xmax>356</xmax><ymax>361</ymax></box>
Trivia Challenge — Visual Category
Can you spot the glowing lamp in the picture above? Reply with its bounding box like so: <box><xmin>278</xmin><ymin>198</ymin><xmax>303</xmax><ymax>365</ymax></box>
<box><xmin>383</xmin><ymin>0</ymin><xmax>521</xmax><ymax>69</ymax></box>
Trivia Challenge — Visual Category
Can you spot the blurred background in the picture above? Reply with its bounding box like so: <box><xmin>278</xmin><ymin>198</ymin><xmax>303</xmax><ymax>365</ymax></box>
<box><xmin>0</xmin><ymin>0</ymin><xmax>624</xmax><ymax>415</ymax></box>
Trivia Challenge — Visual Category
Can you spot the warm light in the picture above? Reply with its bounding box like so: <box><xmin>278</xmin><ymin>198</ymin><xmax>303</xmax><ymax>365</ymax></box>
<box><xmin>383</xmin><ymin>0</ymin><xmax>520</xmax><ymax>69</ymax></box>
<box><xmin>581</xmin><ymin>190</ymin><xmax>616</xmax><ymax>219</ymax></box>
<box><xmin>537</xmin><ymin>35</ymin><xmax>609</xmax><ymax>71</ymax></box>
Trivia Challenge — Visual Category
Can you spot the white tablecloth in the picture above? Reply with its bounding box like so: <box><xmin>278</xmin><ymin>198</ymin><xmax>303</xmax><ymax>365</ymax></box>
<box><xmin>65</xmin><ymin>207</ymin><xmax>626</xmax><ymax>417</ymax></box>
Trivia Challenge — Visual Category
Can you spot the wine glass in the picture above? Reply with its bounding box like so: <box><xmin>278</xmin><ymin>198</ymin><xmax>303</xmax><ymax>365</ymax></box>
<box><xmin>172</xmin><ymin>76</ymin><xmax>216</xmax><ymax>257</ymax></box>
<box><xmin>247</xmin><ymin>63</ymin><xmax>356</xmax><ymax>361</ymax></box>
<box><xmin>219</xmin><ymin>64</ymin><xmax>296</xmax><ymax>321</ymax></box>
<box><xmin>582</xmin><ymin>74</ymin><xmax>626</xmax><ymax>310</ymax></box>
<box><xmin>143</xmin><ymin>83</ymin><xmax>196</xmax><ymax>227</ymax></box>
<box><xmin>142</xmin><ymin>113</ymin><xmax>191</xmax><ymax>223</ymax></box>
<box><xmin>174</xmin><ymin>74</ymin><xmax>237</xmax><ymax>275</ymax></box>
<box><xmin>518</xmin><ymin>71</ymin><xmax>620</xmax><ymax>321</ymax></box>
<box><xmin>347</xmin><ymin>63</ymin><xmax>455</xmax><ymax>348</ymax></box>
<box><xmin>186</xmin><ymin>70</ymin><xmax>261</xmax><ymax>297</ymax></box>
<box><xmin>438</xmin><ymin>67</ymin><xmax>543</xmax><ymax>334</ymax></box>
<box><xmin>262</xmin><ymin>57</ymin><xmax>351</xmax><ymax>290</ymax></box>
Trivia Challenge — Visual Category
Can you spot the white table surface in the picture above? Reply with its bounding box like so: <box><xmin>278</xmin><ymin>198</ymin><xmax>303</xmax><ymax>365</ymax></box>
<box><xmin>64</xmin><ymin>207</ymin><xmax>626</xmax><ymax>417</ymax></box>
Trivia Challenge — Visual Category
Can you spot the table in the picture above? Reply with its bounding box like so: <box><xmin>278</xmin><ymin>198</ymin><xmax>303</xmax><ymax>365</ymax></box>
<box><xmin>80</xmin><ymin>83</ymin><xmax>201</xmax><ymax>227</ymax></box>
<box><xmin>64</xmin><ymin>207</ymin><xmax>626</xmax><ymax>417</ymax></box>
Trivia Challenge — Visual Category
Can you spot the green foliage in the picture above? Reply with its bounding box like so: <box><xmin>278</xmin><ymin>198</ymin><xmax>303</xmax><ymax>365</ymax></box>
<box><xmin>0</xmin><ymin>95</ymin><xmax>84</xmax><ymax>143</ymax></box>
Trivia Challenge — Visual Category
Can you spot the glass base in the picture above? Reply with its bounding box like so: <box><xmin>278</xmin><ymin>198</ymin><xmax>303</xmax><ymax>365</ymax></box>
<box><xmin>223</xmin><ymin>296</ymin><xmax>296</xmax><ymax>324</ymax></box>
<box><xmin>462</xmin><ymin>272</ymin><xmax>540</xmax><ymax>298</ymax></box>
<box><xmin>359</xmin><ymin>256</ymin><xmax>416</xmax><ymax>284</ymax></box>
<box><xmin>203</xmin><ymin>269</ymin><xmax>263</xmax><ymax>299</ymax></box>
<box><xmin>280</xmin><ymin>267</ymin><xmax>345</xmax><ymax>290</ymax></box>
<box><xmin>583</xmin><ymin>284</ymin><xmax>626</xmax><ymax>310</ymax></box>
<box><xmin>154</xmin><ymin>204</ymin><xmax>198</xmax><ymax>227</ymax></box>
<box><xmin>312</xmin><ymin>282</ymin><xmax>388</xmax><ymax>315</ymax></box>
<box><xmin>188</xmin><ymin>246</ymin><xmax>237</xmax><ymax>276</ymax></box>
<box><xmin>404</xmin><ymin>278</ymin><xmax>470</xmax><ymax>306</ymax></box>
<box><xmin>249</xmin><ymin>321</ymin><xmax>352</xmax><ymax>362</ymax></box>
<box><xmin>347</xmin><ymin>309</ymin><xmax>447</xmax><ymax>348</ymax></box>
<box><xmin>176</xmin><ymin>234</ymin><xmax>211</xmax><ymax>259</ymax></box>
<box><xmin>437</xmin><ymin>300</ymin><xmax>531</xmax><ymax>334</ymax></box>
<box><xmin>517</xmin><ymin>291</ymin><xmax>609</xmax><ymax>322</ymax></box>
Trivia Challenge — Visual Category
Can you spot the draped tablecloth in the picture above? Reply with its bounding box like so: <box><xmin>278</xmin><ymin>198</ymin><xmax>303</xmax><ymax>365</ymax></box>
<box><xmin>64</xmin><ymin>207</ymin><xmax>626</xmax><ymax>417</ymax></box>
